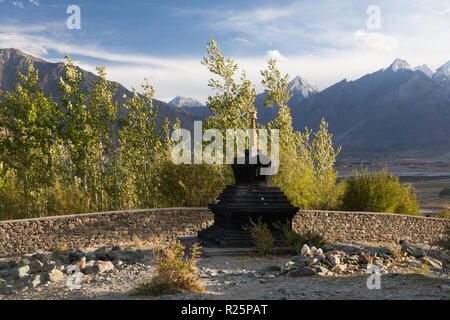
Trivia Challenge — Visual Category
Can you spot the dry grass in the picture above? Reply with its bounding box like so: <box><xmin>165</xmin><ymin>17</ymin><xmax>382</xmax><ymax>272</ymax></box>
<box><xmin>134</xmin><ymin>237</ymin><xmax>203</xmax><ymax>296</ymax></box>
<box><xmin>127</xmin><ymin>235</ymin><xmax>147</xmax><ymax>249</ymax></box>
<box><xmin>243</xmin><ymin>217</ymin><xmax>275</xmax><ymax>256</ymax></box>
<box><xmin>361</xmin><ymin>252</ymin><xmax>375</xmax><ymax>264</ymax></box>
<box><xmin>388</xmin><ymin>246</ymin><xmax>403</xmax><ymax>263</ymax></box>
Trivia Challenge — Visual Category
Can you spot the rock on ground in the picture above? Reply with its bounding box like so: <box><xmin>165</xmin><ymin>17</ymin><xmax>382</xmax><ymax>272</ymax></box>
<box><xmin>0</xmin><ymin>241</ymin><xmax>449</xmax><ymax>300</ymax></box>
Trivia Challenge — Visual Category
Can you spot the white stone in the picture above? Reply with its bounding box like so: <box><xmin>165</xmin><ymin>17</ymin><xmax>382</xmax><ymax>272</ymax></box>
<box><xmin>300</xmin><ymin>244</ymin><xmax>311</xmax><ymax>256</ymax></box>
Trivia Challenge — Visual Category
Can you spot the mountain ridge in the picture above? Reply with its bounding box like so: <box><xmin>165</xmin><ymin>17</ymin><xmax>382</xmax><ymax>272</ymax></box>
<box><xmin>2</xmin><ymin>49</ymin><xmax>449</xmax><ymax>158</ymax></box>
<box><xmin>0</xmin><ymin>48</ymin><xmax>199</xmax><ymax>131</ymax></box>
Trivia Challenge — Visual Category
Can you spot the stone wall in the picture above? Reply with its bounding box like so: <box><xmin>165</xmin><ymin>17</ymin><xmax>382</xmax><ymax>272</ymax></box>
<box><xmin>0</xmin><ymin>208</ymin><xmax>449</xmax><ymax>257</ymax></box>
<box><xmin>293</xmin><ymin>210</ymin><xmax>450</xmax><ymax>244</ymax></box>
<box><xmin>0</xmin><ymin>208</ymin><xmax>213</xmax><ymax>257</ymax></box>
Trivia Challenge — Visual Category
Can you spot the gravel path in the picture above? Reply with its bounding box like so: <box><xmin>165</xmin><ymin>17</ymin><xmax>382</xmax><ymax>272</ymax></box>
<box><xmin>2</xmin><ymin>247</ymin><xmax>449</xmax><ymax>300</ymax></box>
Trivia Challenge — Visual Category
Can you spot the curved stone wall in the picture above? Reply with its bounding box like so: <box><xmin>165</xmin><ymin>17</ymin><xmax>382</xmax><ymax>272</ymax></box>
<box><xmin>293</xmin><ymin>210</ymin><xmax>450</xmax><ymax>244</ymax></box>
<box><xmin>0</xmin><ymin>208</ymin><xmax>448</xmax><ymax>257</ymax></box>
<box><xmin>0</xmin><ymin>208</ymin><xmax>212</xmax><ymax>257</ymax></box>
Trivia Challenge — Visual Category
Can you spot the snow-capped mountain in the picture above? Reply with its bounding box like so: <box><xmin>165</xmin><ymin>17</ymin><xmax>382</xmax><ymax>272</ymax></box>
<box><xmin>287</xmin><ymin>75</ymin><xmax>318</xmax><ymax>98</ymax></box>
<box><xmin>389</xmin><ymin>58</ymin><xmax>411</xmax><ymax>72</ymax></box>
<box><xmin>168</xmin><ymin>95</ymin><xmax>204</xmax><ymax>108</ymax></box>
<box><xmin>433</xmin><ymin>60</ymin><xmax>450</xmax><ymax>82</ymax></box>
<box><xmin>288</xmin><ymin>58</ymin><xmax>450</xmax><ymax>158</ymax></box>
<box><xmin>413</xmin><ymin>64</ymin><xmax>433</xmax><ymax>78</ymax></box>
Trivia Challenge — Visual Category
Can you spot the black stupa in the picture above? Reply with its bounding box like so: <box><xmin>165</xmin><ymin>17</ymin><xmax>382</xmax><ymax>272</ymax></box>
<box><xmin>198</xmin><ymin>105</ymin><xmax>299</xmax><ymax>247</ymax></box>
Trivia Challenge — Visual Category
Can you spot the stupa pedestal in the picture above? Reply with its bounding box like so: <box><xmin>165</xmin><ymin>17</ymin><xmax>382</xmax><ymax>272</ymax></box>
<box><xmin>198</xmin><ymin>149</ymin><xmax>299</xmax><ymax>248</ymax></box>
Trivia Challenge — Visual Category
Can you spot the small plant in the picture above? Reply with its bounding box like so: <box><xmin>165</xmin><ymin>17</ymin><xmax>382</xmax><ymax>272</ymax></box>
<box><xmin>243</xmin><ymin>217</ymin><xmax>275</xmax><ymax>256</ymax></box>
<box><xmin>53</xmin><ymin>242</ymin><xmax>68</xmax><ymax>251</ymax></box>
<box><xmin>134</xmin><ymin>238</ymin><xmax>203</xmax><ymax>296</ymax></box>
<box><xmin>273</xmin><ymin>220</ymin><xmax>304</xmax><ymax>254</ymax></box>
<box><xmin>361</xmin><ymin>252</ymin><xmax>375</xmax><ymax>264</ymax></box>
<box><xmin>436</xmin><ymin>205</ymin><xmax>450</xmax><ymax>219</ymax></box>
<box><xmin>274</xmin><ymin>220</ymin><xmax>326</xmax><ymax>254</ymax></box>
<box><xmin>389</xmin><ymin>246</ymin><xmax>403</xmax><ymax>263</ymax></box>
<box><xmin>302</xmin><ymin>230</ymin><xmax>327</xmax><ymax>249</ymax></box>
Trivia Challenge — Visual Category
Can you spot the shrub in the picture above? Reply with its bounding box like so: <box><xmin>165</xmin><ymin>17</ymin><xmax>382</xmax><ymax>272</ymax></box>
<box><xmin>437</xmin><ymin>206</ymin><xmax>450</xmax><ymax>219</ymax></box>
<box><xmin>439</xmin><ymin>187</ymin><xmax>450</xmax><ymax>197</ymax></box>
<box><xmin>134</xmin><ymin>239</ymin><xmax>203</xmax><ymax>296</ymax></box>
<box><xmin>243</xmin><ymin>217</ymin><xmax>275</xmax><ymax>256</ymax></box>
<box><xmin>339</xmin><ymin>169</ymin><xmax>420</xmax><ymax>215</ymax></box>
<box><xmin>302</xmin><ymin>230</ymin><xmax>327</xmax><ymax>249</ymax></box>
<box><xmin>272</xmin><ymin>119</ymin><xmax>342</xmax><ymax>211</ymax></box>
<box><xmin>274</xmin><ymin>220</ymin><xmax>326</xmax><ymax>254</ymax></box>
<box><xmin>158</xmin><ymin>162</ymin><xmax>233</xmax><ymax>207</ymax></box>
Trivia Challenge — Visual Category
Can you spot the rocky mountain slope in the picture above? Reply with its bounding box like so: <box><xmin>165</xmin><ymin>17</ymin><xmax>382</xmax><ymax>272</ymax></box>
<box><xmin>288</xmin><ymin>59</ymin><xmax>450</xmax><ymax>157</ymax></box>
<box><xmin>0</xmin><ymin>48</ymin><xmax>199</xmax><ymax>131</ymax></box>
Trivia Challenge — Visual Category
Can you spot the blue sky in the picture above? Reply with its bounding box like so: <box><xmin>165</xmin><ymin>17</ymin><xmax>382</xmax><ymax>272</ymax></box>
<box><xmin>1</xmin><ymin>0</ymin><xmax>449</xmax><ymax>102</ymax></box>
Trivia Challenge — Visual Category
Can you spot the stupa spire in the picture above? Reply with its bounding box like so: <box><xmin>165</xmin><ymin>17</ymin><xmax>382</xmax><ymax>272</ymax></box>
<box><xmin>249</xmin><ymin>104</ymin><xmax>258</xmax><ymax>152</ymax></box>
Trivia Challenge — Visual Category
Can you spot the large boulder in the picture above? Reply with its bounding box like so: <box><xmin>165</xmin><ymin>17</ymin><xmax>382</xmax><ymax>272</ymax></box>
<box><xmin>47</xmin><ymin>269</ymin><xmax>64</xmax><ymax>282</ymax></box>
<box><xmin>68</xmin><ymin>249</ymin><xmax>85</xmax><ymax>263</ymax></box>
<box><xmin>401</xmin><ymin>243</ymin><xmax>426</xmax><ymax>258</ymax></box>
<box><xmin>83</xmin><ymin>261</ymin><xmax>114</xmax><ymax>275</ymax></box>
<box><xmin>288</xmin><ymin>266</ymin><xmax>317</xmax><ymax>277</ymax></box>
<box><xmin>9</xmin><ymin>265</ymin><xmax>30</xmax><ymax>280</ymax></box>
<box><xmin>94</xmin><ymin>247</ymin><xmax>109</xmax><ymax>261</ymax></box>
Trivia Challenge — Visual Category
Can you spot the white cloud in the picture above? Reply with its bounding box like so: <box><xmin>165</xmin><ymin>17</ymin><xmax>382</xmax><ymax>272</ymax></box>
<box><xmin>29</xmin><ymin>0</ymin><xmax>39</xmax><ymax>6</ymax></box>
<box><xmin>12</xmin><ymin>1</ymin><xmax>24</xmax><ymax>8</ymax></box>
<box><xmin>2</xmin><ymin>0</ymin><xmax>450</xmax><ymax>103</ymax></box>
<box><xmin>266</xmin><ymin>50</ymin><xmax>287</xmax><ymax>62</ymax></box>
<box><xmin>2</xmin><ymin>25</ymin><xmax>449</xmax><ymax>104</ymax></box>
<box><xmin>232</xmin><ymin>37</ymin><xmax>250</xmax><ymax>44</ymax></box>
<box><xmin>353</xmin><ymin>30</ymin><xmax>398</xmax><ymax>52</ymax></box>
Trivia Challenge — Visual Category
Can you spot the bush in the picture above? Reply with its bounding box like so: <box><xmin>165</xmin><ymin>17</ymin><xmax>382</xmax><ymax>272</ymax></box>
<box><xmin>339</xmin><ymin>169</ymin><xmax>420</xmax><ymax>215</ymax></box>
<box><xmin>272</xmin><ymin>119</ymin><xmax>342</xmax><ymax>211</ymax></box>
<box><xmin>274</xmin><ymin>220</ymin><xmax>326</xmax><ymax>254</ymax></box>
<box><xmin>243</xmin><ymin>217</ymin><xmax>275</xmax><ymax>256</ymax></box>
<box><xmin>439</xmin><ymin>187</ymin><xmax>450</xmax><ymax>197</ymax></box>
<box><xmin>158</xmin><ymin>162</ymin><xmax>233</xmax><ymax>207</ymax></box>
<box><xmin>134</xmin><ymin>239</ymin><xmax>203</xmax><ymax>296</ymax></box>
<box><xmin>437</xmin><ymin>206</ymin><xmax>450</xmax><ymax>219</ymax></box>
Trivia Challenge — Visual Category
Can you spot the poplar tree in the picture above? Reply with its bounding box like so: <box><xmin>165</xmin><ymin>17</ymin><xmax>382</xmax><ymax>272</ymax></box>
<box><xmin>0</xmin><ymin>60</ymin><xmax>59</xmax><ymax>217</ymax></box>
<box><xmin>119</xmin><ymin>79</ymin><xmax>167</xmax><ymax>208</ymax></box>
<box><xmin>57</xmin><ymin>55</ymin><xmax>94</xmax><ymax>210</ymax></box>
<box><xmin>260</xmin><ymin>58</ymin><xmax>341</xmax><ymax>210</ymax></box>
<box><xmin>201</xmin><ymin>36</ymin><xmax>256</xmax><ymax>133</ymax></box>
<box><xmin>88</xmin><ymin>66</ymin><xmax>120</xmax><ymax>210</ymax></box>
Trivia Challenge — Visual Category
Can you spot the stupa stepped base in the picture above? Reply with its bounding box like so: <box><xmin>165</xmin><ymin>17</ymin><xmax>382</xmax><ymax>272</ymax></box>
<box><xmin>197</xmin><ymin>183</ymin><xmax>298</xmax><ymax>248</ymax></box>
<box><xmin>198</xmin><ymin>225</ymin><xmax>286</xmax><ymax>248</ymax></box>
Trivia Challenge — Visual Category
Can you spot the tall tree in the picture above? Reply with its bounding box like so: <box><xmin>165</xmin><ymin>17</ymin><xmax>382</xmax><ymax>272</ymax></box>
<box><xmin>201</xmin><ymin>36</ymin><xmax>256</xmax><ymax>133</ymax></box>
<box><xmin>260</xmin><ymin>59</ymin><xmax>341</xmax><ymax>210</ymax></box>
<box><xmin>57</xmin><ymin>55</ymin><xmax>94</xmax><ymax>210</ymax></box>
<box><xmin>88</xmin><ymin>66</ymin><xmax>120</xmax><ymax>210</ymax></box>
<box><xmin>119</xmin><ymin>79</ymin><xmax>167</xmax><ymax>208</ymax></box>
<box><xmin>0</xmin><ymin>60</ymin><xmax>59</xmax><ymax>217</ymax></box>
